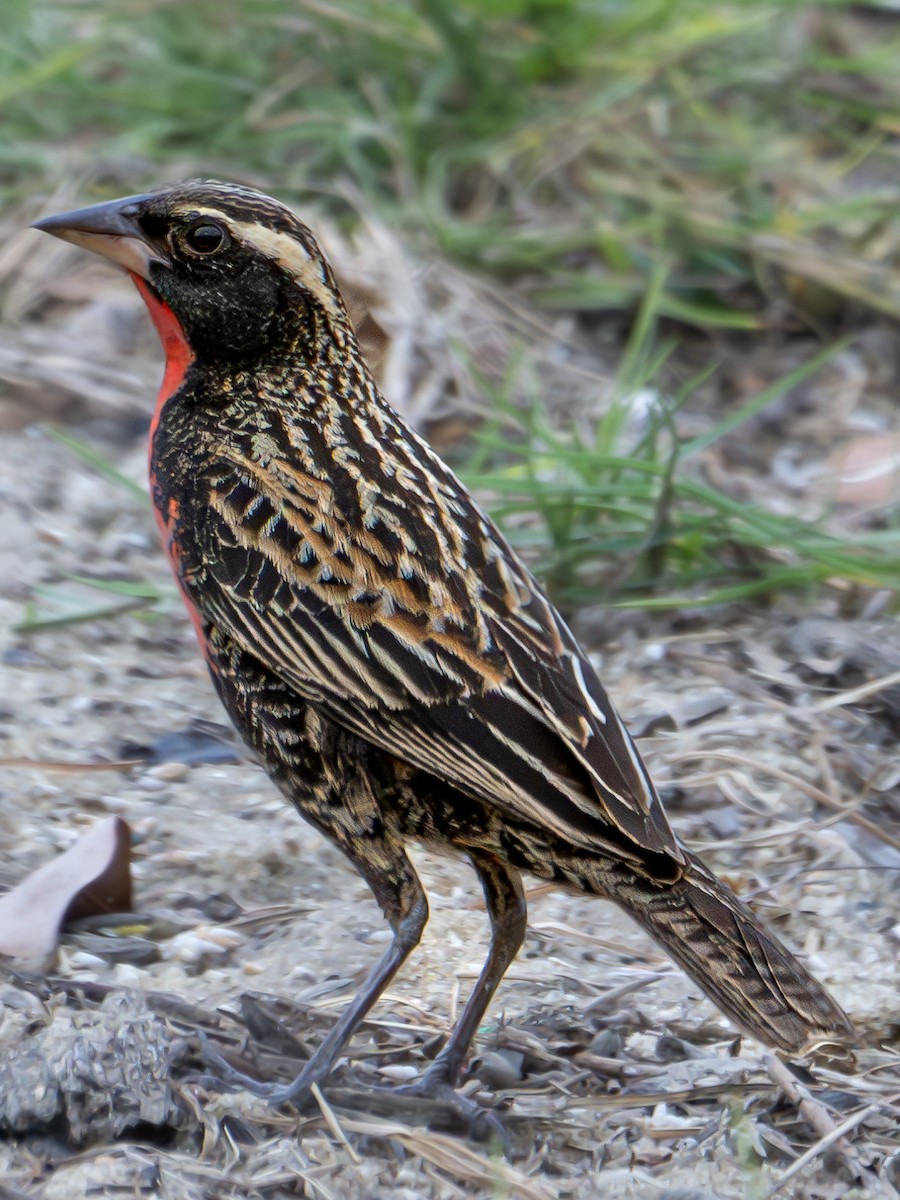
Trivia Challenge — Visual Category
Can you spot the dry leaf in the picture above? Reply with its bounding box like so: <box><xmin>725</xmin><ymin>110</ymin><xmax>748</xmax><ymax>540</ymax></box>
<box><xmin>0</xmin><ymin>816</ymin><xmax>132</xmax><ymax>971</ymax></box>
<box><xmin>827</xmin><ymin>432</ymin><xmax>900</xmax><ymax>508</ymax></box>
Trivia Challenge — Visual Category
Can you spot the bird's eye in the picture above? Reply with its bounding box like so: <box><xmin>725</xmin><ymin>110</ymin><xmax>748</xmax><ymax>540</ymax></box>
<box><xmin>183</xmin><ymin>222</ymin><xmax>226</xmax><ymax>255</ymax></box>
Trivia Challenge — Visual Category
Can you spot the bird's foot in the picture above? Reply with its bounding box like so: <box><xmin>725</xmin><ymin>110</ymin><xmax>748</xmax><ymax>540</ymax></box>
<box><xmin>195</xmin><ymin>1037</ymin><xmax>507</xmax><ymax>1148</ymax></box>
<box><xmin>195</xmin><ymin>1034</ymin><xmax>319</xmax><ymax>1108</ymax></box>
<box><xmin>397</xmin><ymin>1077</ymin><xmax>507</xmax><ymax>1147</ymax></box>
<box><xmin>328</xmin><ymin>1071</ymin><xmax>509</xmax><ymax>1148</ymax></box>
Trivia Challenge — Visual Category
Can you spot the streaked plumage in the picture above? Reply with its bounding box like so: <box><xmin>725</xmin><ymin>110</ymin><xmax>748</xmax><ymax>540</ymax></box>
<box><xmin>33</xmin><ymin>182</ymin><xmax>854</xmax><ymax>1122</ymax></box>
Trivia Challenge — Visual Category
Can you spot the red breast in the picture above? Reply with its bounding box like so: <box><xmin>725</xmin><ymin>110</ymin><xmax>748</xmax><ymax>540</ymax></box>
<box><xmin>131</xmin><ymin>273</ymin><xmax>210</xmax><ymax>658</ymax></box>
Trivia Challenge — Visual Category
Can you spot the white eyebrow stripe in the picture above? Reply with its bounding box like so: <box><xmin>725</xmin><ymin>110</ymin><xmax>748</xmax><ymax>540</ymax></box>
<box><xmin>172</xmin><ymin>206</ymin><xmax>343</xmax><ymax>319</ymax></box>
<box><xmin>173</xmin><ymin>204</ymin><xmax>243</xmax><ymax>222</ymax></box>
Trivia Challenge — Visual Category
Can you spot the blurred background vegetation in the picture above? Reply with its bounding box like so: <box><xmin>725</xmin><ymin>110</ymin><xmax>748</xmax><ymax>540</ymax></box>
<box><xmin>3</xmin><ymin>0</ymin><xmax>900</xmax><ymax>616</ymax></box>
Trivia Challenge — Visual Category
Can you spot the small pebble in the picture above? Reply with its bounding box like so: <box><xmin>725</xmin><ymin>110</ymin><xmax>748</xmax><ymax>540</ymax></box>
<box><xmin>656</xmin><ymin>1033</ymin><xmax>699</xmax><ymax>1062</ymax></box>
<box><xmin>111</xmin><ymin>963</ymin><xmax>146</xmax><ymax>987</ymax></box>
<box><xmin>134</xmin><ymin>776</ymin><xmax>169</xmax><ymax>793</ymax></box>
<box><xmin>472</xmin><ymin>1049</ymin><xmax>523</xmax><ymax>1090</ymax></box>
<box><xmin>67</xmin><ymin>952</ymin><xmax>107</xmax><ymax>970</ymax></box>
<box><xmin>376</xmin><ymin>1064</ymin><xmax>420</xmax><ymax>1083</ymax></box>
<box><xmin>162</xmin><ymin>924</ymin><xmax>243</xmax><ymax>964</ymax></box>
<box><xmin>357</xmin><ymin>928</ymin><xmax>392</xmax><ymax>944</ymax></box>
<box><xmin>98</xmin><ymin>794</ymin><xmax>133</xmax><ymax>814</ymax></box>
<box><xmin>146</xmin><ymin>761</ymin><xmax>189</xmax><ymax>782</ymax></box>
<box><xmin>2</xmin><ymin>647</ymin><xmax>44</xmax><ymax>667</ymax></box>
<box><xmin>590</xmin><ymin>1028</ymin><xmax>624</xmax><ymax>1057</ymax></box>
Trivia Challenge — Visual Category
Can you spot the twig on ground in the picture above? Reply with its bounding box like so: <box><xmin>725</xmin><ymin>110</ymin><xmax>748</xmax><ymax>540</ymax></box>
<box><xmin>764</xmin><ymin>1055</ymin><xmax>892</xmax><ymax>1198</ymax></box>
<box><xmin>311</xmin><ymin>1081</ymin><xmax>361</xmax><ymax>1164</ymax></box>
<box><xmin>673</xmin><ymin>750</ymin><xmax>900</xmax><ymax>853</ymax></box>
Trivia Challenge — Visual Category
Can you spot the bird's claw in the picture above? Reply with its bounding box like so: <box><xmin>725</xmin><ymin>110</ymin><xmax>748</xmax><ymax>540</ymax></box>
<box><xmin>412</xmin><ymin>1087</ymin><xmax>505</xmax><ymax>1147</ymax></box>
<box><xmin>195</xmin><ymin>1033</ymin><xmax>315</xmax><ymax>1108</ymax></box>
<box><xmin>331</xmin><ymin>1075</ymin><xmax>511</xmax><ymax>1147</ymax></box>
<box><xmin>194</xmin><ymin>1036</ymin><xmax>508</xmax><ymax>1149</ymax></box>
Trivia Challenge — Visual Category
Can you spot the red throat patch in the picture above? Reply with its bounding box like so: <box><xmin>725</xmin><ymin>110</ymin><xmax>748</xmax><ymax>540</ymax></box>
<box><xmin>130</xmin><ymin>273</ymin><xmax>209</xmax><ymax>658</ymax></box>
<box><xmin>130</xmin><ymin>273</ymin><xmax>194</xmax><ymax>433</ymax></box>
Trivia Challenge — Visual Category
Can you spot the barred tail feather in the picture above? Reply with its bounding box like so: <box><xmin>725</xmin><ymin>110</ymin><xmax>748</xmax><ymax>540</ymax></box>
<box><xmin>593</xmin><ymin>851</ymin><xmax>854</xmax><ymax>1054</ymax></box>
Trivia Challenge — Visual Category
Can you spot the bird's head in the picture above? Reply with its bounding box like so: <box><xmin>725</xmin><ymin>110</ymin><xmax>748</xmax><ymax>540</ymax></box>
<box><xmin>33</xmin><ymin>181</ymin><xmax>351</xmax><ymax>366</ymax></box>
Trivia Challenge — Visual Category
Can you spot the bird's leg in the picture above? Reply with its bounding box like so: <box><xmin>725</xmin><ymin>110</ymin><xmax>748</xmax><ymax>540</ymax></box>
<box><xmin>197</xmin><ymin>659</ymin><xmax>437</xmax><ymax>1104</ymax></box>
<box><xmin>201</xmin><ymin>846</ymin><xmax>429</xmax><ymax>1107</ymax></box>
<box><xmin>285</xmin><ymin>849</ymin><xmax>526</xmax><ymax>1145</ymax></box>
<box><xmin>403</xmin><ymin>849</ymin><xmax>527</xmax><ymax>1094</ymax></box>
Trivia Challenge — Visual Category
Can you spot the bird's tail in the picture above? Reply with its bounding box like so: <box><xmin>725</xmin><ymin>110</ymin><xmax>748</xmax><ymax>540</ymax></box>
<box><xmin>586</xmin><ymin>849</ymin><xmax>854</xmax><ymax>1054</ymax></box>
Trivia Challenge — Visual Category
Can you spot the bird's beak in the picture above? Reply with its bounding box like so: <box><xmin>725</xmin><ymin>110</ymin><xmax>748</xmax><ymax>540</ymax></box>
<box><xmin>31</xmin><ymin>194</ymin><xmax>168</xmax><ymax>281</ymax></box>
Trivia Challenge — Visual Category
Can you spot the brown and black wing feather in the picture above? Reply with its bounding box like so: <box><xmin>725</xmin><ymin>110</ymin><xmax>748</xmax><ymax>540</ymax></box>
<box><xmin>178</xmin><ymin>409</ymin><xmax>680</xmax><ymax>867</ymax></box>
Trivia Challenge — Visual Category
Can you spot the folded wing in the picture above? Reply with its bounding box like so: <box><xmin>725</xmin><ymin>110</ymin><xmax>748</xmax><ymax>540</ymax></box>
<box><xmin>190</xmin><ymin>443</ymin><xmax>682</xmax><ymax>868</ymax></box>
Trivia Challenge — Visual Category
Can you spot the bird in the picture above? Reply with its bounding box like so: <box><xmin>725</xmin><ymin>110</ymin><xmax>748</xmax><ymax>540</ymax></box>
<box><xmin>33</xmin><ymin>182</ymin><xmax>854</xmax><ymax>1130</ymax></box>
